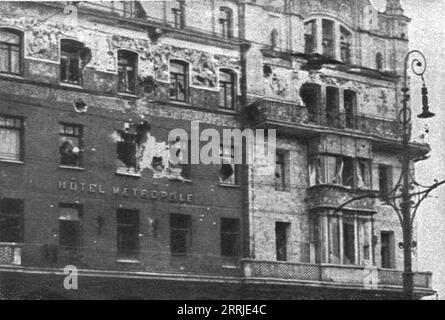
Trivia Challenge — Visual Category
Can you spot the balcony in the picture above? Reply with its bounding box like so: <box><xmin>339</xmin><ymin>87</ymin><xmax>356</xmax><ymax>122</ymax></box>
<box><xmin>307</xmin><ymin>184</ymin><xmax>376</xmax><ymax>213</ymax></box>
<box><xmin>242</xmin><ymin>260</ymin><xmax>433</xmax><ymax>291</ymax></box>
<box><xmin>0</xmin><ymin>243</ymin><xmax>22</xmax><ymax>266</ymax></box>
<box><xmin>245</xmin><ymin>99</ymin><xmax>403</xmax><ymax>141</ymax></box>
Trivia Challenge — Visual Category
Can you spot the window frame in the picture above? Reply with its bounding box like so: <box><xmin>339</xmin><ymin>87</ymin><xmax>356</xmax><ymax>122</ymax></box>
<box><xmin>219</xmin><ymin>143</ymin><xmax>238</xmax><ymax>186</ymax></box>
<box><xmin>219</xmin><ymin>7</ymin><xmax>233</xmax><ymax>39</ymax></box>
<box><xmin>116</xmin><ymin>208</ymin><xmax>140</xmax><ymax>259</ymax></box>
<box><xmin>58</xmin><ymin>203</ymin><xmax>82</xmax><ymax>251</ymax></box>
<box><xmin>218</xmin><ymin>68</ymin><xmax>236</xmax><ymax>110</ymax></box>
<box><xmin>60</xmin><ymin>39</ymin><xmax>83</xmax><ymax>85</ymax></box>
<box><xmin>275</xmin><ymin>221</ymin><xmax>290</xmax><ymax>262</ymax></box>
<box><xmin>0</xmin><ymin>114</ymin><xmax>24</xmax><ymax>162</ymax></box>
<box><xmin>169</xmin><ymin>59</ymin><xmax>189</xmax><ymax>103</ymax></box>
<box><xmin>59</xmin><ymin>123</ymin><xmax>83</xmax><ymax>168</ymax></box>
<box><xmin>304</xmin><ymin>20</ymin><xmax>316</xmax><ymax>55</ymax></box>
<box><xmin>117</xmin><ymin>50</ymin><xmax>138</xmax><ymax>95</ymax></box>
<box><xmin>0</xmin><ymin>28</ymin><xmax>23</xmax><ymax>76</ymax></box>
<box><xmin>0</xmin><ymin>198</ymin><xmax>24</xmax><ymax>243</ymax></box>
<box><xmin>170</xmin><ymin>213</ymin><xmax>192</xmax><ymax>256</ymax></box>
<box><xmin>220</xmin><ymin>218</ymin><xmax>240</xmax><ymax>258</ymax></box>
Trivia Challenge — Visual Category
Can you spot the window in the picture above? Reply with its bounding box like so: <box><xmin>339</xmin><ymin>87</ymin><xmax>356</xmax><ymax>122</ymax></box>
<box><xmin>219</xmin><ymin>7</ymin><xmax>233</xmax><ymax>39</ymax></box>
<box><xmin>326</xmin><ymin>86</ymin><xmax>340</xmax><ymax>127</ymax></box>
<box><xmin>344</xmin><ymin>90</ymin><xmax>357</xmax><ymax>129</ymax></box>
<box><xmin>170</xmin><ymin>60</ymin><xmax>188</xmax><ymax>102</ymax></box>
<box><xmin>0</xmin><ymin>115</ymin><xmax>23</xmax><ymax>162</ymax></box>
<box><xmin>172</xmin><ymin>1</ymin><xmax>185</xmax><ymax>29</ymax></box>
<box><xmin>60</xmin><ymin>39</ymin><xmax>85</xmax><ymax>85</ymax></box>
<box><xmin>322</xmin><ymin>20</ymin><xmax>335</xmax><ymax>58</ymax></box>
<box><xmin>340</xmin><ymin>27</ymin><xmax>352</xmax><ymax>64</ymax></box>
<box><xmin>275</xmin><ymin>222</ymin><xmax>290</xmax><ymax>261</ymax></box>
<box><xmin>123</xmin><ymin>1</ymin><xmax>134</xmax><ymax>18</ymax></box>
<box><xmin>381</xmin><ymin>231</ymin><xmax>395</xmax><ymax>269</ymax></box>
<box><xmin>219</xmin><ymin>144</ymin><xmax>237</xmax><ymax>185</ymax></box>
<box><xmin>117</xmin><ymin>209</ymin><xmax>139</xmax><ymax>258</ymax></box>
<box><xmin>0</xmin><ymin>28</ymin><xmax>22</xmax><ymax>75</ymax></box>
<box><xmin>0</xmin><ymin>199</ymin><xmax>23</xmax><ymax>243</ymax></box>
<box><xmin>275</xmin><ymin>151</ymin><xmax>288</xmax><ymax>191</ymax></box>
<box><xmin>220</xmin><ymin>218</ymin><xmax>240</xmax><ymax>257</ymax></box>
<box><xmin>300</xmin><ymin>83</ymin><xmax>321</xmax><ymax>123</ymax></box>
<box><xmin>115</xmin><ymin>121</ymin><xmax>150</xmax><ymax>174</ymax></box>
<box><xmin>59</xmin><ymin>123</ymin><xmax>83</xmax><ymax>168</ymax></box>
<box><xmin>376</xmin><ymin>52</ymin><xmax>383</xmax><ymax>71</ymax></box>
<box><xmin>270</xmin><ymin>28</ymin><xmax>279</xmax><ymax>48</ymax></box>
<box><xmin>118</xmin><ymin>50</ymin><xmax>137</xmax><ymax>94</ymax></box>
<box><xmin>219</xmin><ymin>69</ymin><xmax>236</xmax><ymax>110</ymax></box>
<box><xmin>170</xmin><ymin>214</ymin><xmax>191</xmax><ymax>255</ymax></box>
<box><xmin>309</xmin><ymin>155</ymin><xmax>370</xmax><ymax>189</ymax></box>
<box><xmin>304</xmin><ymin>20</ymin><xmax>316</xmax><ymax>55</ymax></box>
<box><xmin>378</xmin><ymin>165</ymin><xmax>393</xmax><ymax>198</ymax></box>
<box><xmin>59</xmin><ymin>204</ymin><xmax>81</xmax><ymax>250</ymax></box>
<box><xmin>313</xmin><ymin>214</ymin><xmax>373</xmax><ymax>266</ymax></box>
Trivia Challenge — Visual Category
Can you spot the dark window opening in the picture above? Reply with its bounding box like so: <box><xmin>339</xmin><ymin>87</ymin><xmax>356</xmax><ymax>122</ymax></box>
<box><xmin>118</xmin><ymin>50</ymin><xmax>137</xmax><ymax>94</ymax></box>
<box><xmin>263</xmin><ymin>64</ymin><xmax>272</xmax><ymax>78</ymax></box>
<box><xmin>59</xmin><ymin>204</ymin><xmax>81</xmax><ymax>250</ymax></box>
<box><xmin>304</xmin><ymin>20</ymin><xmax>316</xmax><ymax>55</ymax></box>
<box><xmin>117</xmin><ymin>209</ymin><xmax>139</xmax><ymax>258</ymax></box>
<box><xmin>116</xmin><ymin>121</ymin><xmax>150</xmax><ymax>173</ymax></box>
<box><xmin>342</xmin><ymin>157</ymin><xmax>355</xmax><ymax>188</ymax></box>
<box><xmin>220</xmin><ymin>218</ymin><xmax>240</xmax><ymax>257</ymax></box>
<box><xmin>219</xmin><ymin>69</ymin><xmax>236</xmax><ymax>110</ymax></box>
<box><xmin>219</xmin><ymin>7</ymin><xmax>233</xmax><ymax>39</ymax></box>
<box><xmin>0</xmin><ymin>115</ymin><xmax>23</xmax><ymax>162</ymax></box>
<box><xmin>379</xmin><ymin>165</ymin><xmax>393</xmax><ymax>198</ymax></box>
<box><xmin>0</xmin><ymin>28</ymin><xmax>23</xmax><ymax>75</ymax></box>
<box><xmin>376</xmin><ymin>52</ymin><xmax>383</xmax><ymax>71</ymax></box>
<box><xmin>340</xmin><ymin>26</ymin><xmax>352</xmax><ymax>64</ymax></box>
<box><xmin>275</xmin><ymin>151</ymin><xmax>287</xmax><ymax>191</ymax></box>
<box><xmin>381</xmin><ymin>231</ymin><xmax>395</xmax><ymax>269</ymax></box>
<box><xmin>170</xmin><ymin>214</ymin><xmax>191</xmax><ymax>256</ymax></box>
<box><xmin>357</xmin><ymin>158</ymin><xmax>371</xmax><ymax>189</ymax></box>
<box><xmin>344</xmin><ymin>90</ymin><xmax>357</xmax><ymax>129</ymax></box>
<box><xmin>0</xmin><ymin>198</ymin><xmax>23</xmax><ymax>243</ymax></box>
<box><xmin>170</xmin><ymin>60</ymin><xmax>188</xmax><ymax>102</ymax></box>
<box><xmin>322</xmin><ymin>20</ymin><xmax>335</xmax><ymax>58</ymax></box>
<box><xmin>60</xmin><ymin>39</ymin><xmax>83</xmax><ymax>85</ymax></box>
<box><xmin>219</xmin><ymin>144</ymin><xmax>237</xmax><ymax>185</ymax></box>
<box><xmin>326</xmin><ymin>86</ymin><xmax>340</xmax><ymax>127</ymax></box>
<box><xmin>276</xmin><ymin>222</ymin><xmax>290</xmax><ymax>262</ymax></box>
<box><xmin>270</xmin><ymin>28</ymin><xmax>279</xmax><ymax>48</ymax></box>
<box><xmin>343</xmin><ymin>216</ymin><xmax>356</xmax><ymax>265</ymax></box>
<box><xmin>172</xmin><ymin>1</ymin><xmax>185</xmax><ymax>29</ymax></box>
<box><xmin>300</xmin><ymin>83</ymin><xmax>321</xmax><ymax>123</ymax></box>
<box><xmin>59</xmin><ymin>123</ymin><xmax>83</xmax><ymax>167</ymax></box>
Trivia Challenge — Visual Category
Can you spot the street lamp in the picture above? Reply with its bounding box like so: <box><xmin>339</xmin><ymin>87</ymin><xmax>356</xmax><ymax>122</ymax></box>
<box><xmin>336</xmin><ymin>50</ymin><xmax>444</xmax><ymax>300</ymax></box>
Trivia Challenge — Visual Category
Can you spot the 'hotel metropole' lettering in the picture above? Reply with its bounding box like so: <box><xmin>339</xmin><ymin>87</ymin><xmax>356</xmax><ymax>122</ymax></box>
<box><xmin>58</xmin><ymin>180</ymin><xmax>193</xmax><ymax>203</ymax></box>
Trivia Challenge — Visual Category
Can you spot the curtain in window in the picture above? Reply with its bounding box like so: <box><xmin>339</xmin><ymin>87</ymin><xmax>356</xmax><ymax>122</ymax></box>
<box><xmin>0</xmin><ymin>128</ymin><xmax>20</xmax><ymax>160</ymax></box>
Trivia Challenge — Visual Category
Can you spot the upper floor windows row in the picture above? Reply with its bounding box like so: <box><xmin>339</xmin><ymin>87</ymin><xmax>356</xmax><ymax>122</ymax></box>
<box><xmin>171</xmin><ymin>2</ymin><xmax>234</xmax><ymax>39</ymax></box>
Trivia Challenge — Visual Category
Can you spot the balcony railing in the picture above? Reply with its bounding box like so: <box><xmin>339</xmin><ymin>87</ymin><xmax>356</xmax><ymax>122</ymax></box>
<box><xmin>246</xmin><ymin>99</ymin><xmax>403</xmax><ymax>141</ymax></box>
<box><xmin>242</xmin><ymin>260</ymin><xmax>433</xmax><ymax>290</ymax></box>
<box><xmin>0</xmin><ymin>243</ymin><xmax>22</xmax><ymax>266</ymax></box>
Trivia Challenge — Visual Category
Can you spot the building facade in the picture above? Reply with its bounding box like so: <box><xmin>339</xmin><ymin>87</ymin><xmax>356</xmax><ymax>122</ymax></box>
<box><xmin>0</xmin><ymin>0</ymin><xmax>434</xmax><ymax>300</ymax></box>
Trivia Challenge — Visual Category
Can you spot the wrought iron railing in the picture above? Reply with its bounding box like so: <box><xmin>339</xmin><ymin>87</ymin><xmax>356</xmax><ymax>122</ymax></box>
<box><xmin>0</xmin><ymin>242</ymin><xmax>22</xmax><ymax>265</ymax></box>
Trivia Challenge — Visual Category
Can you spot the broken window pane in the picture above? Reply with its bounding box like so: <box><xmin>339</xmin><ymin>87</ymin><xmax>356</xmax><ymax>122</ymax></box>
<box><xmin>60</xmin><ymin>39</ymin><xmax>83</xmax><ymax>85</ymax></box>
<box><xmin>357</xmin><ymin>158</ymin><xmax>371</xmax><ymax>189</ymax></box>
<box><xmin>309</xmin><ymin>156</ymin><xmax>323</xmax><ymax>186</ymax></box>
<box><xmin>219</xmin><ymin>144</ymin><xmax>236</xmax><ymax>185</ymax></box>
<box><xmin>340</xmin><ymin>26</ymin><xmax>352</xmax><ymax>64</ymax></box>
<box><xmin>322</xmin><ymin>19</ymin><xmax>335</xmax><ymax>58</ymax></box>
<box><xmin>0</xmin><ymin>198</ymin><xmax>23</xmax><ymax>243</ymax></box>
<box><xmin>304</xmin><ymin>20</ymin><xmax>316</xmax><ymax>55</ymax></box>
<box><xmin>118</xmin><ymin>50</ymin><xmax>137</xmax><ymax>94</ymax></box>
<box><xmin>59</xmin><ymin>123</ymin><xmax>82</xmax><ymax>167</ymax></box>
<box><xmin>0</xmin><ymin>115</ymin><xmax>22</xmax><ymax>161</ymax></box>
<box><xmin>115</xmin><ymin>121</ymin><xmax>150</xmax><ymax>174</ymax></box>
<box><xmin>300</xmin><ymin>83</ymin><xmax>321</xmax><ymax>123</ymax></box>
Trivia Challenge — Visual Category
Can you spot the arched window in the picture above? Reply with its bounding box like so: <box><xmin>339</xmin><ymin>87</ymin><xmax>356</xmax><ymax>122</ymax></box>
<box><xmin>376</xmin><ymin>52</ymin><xmax>383</xmax><ymax>71</ymax></box>
<box><xmin>270</xmin><ymin>28</ymin><xmax>279</xmax><ymax>48</ymax></box>
<box><xmin>60</xmin><ymin>39</ymin><xmax>84</xmax><ymax>85</ymax></box>
<box><xmin>219</xmin><ymin>7</ymin><xmax>233</xmax><ymax>39</ymax></box>
<box><xmin>118</xmin><ymin>50</ymin><xmax>138</xmax><ymax>94</ymax></box>
<box><xmin>170</xmin><ymin>60</ymin><xmax>189</xmax><ymax>102</ymax></box>
<box><xmin>0</xmin><ymin>28</ymin><xmax>23</xmax><ymax>75</ymax></box>
<box><xmin>219</xmin><ymin>69</ymin><xmax>236</xmax><ymax>110</ymax></box>
<box><xmin>300</xmin><ymin>83</ymin><xmax>321</xmax><ymax>123</ymax></box>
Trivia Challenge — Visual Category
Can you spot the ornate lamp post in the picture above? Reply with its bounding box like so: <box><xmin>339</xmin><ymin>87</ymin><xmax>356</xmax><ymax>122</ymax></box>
<box><xmin>337</xmin><ymin>50</ymin><xmax>444</xmax><ymax>299</ymax></box>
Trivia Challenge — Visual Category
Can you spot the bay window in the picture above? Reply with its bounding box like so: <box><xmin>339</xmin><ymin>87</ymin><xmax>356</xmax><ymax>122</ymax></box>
<box><xmin>322</xmin><ymin>20</ymin><xmax>335</xmax><ymax>58</ymax></box>
<box><xmin>304</xmin><ymin>20</ymin><xmax>316</xmax><ymax>55</ymax></box>
<box><xmin>340</xmin><ymin>26</ymin><xmax>352</xmax><ymax>64</ymax></box>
